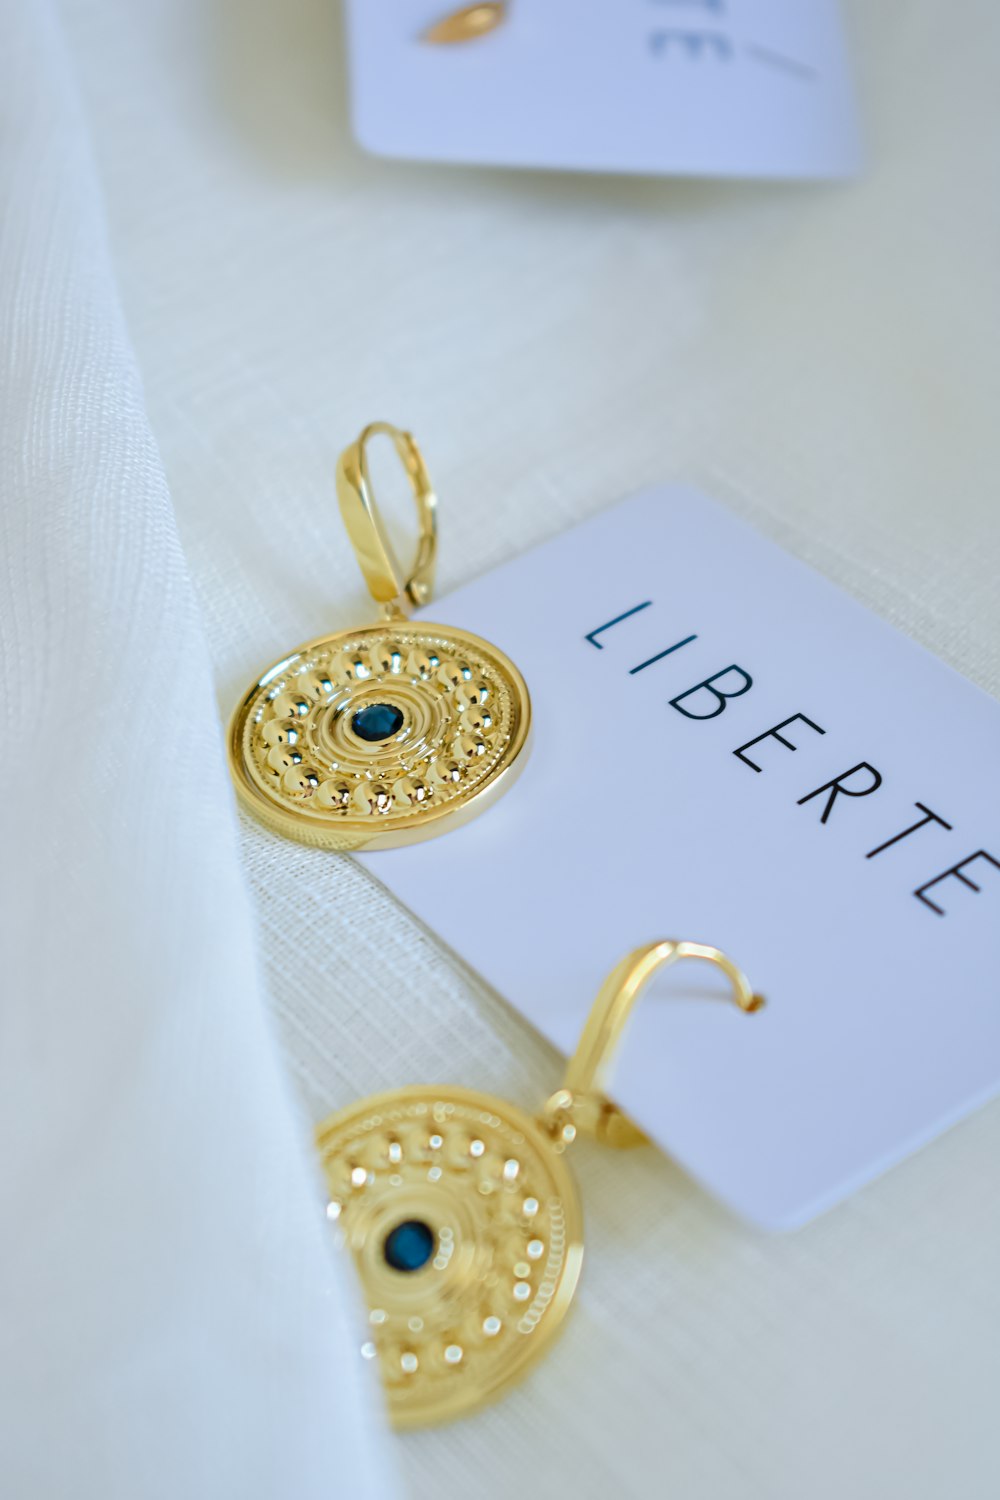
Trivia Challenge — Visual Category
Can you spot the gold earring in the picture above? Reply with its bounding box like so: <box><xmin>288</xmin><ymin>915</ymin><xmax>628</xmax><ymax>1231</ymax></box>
<box><xmin>228</xmin><ymin>423</ymin><xmax>531</xmax><ymax>851</ymax></box>
<box><xmin>316</xmin><ymin>941</ymin><xmax>764</xmax><ymax>1427</ymax></box>
<box><xmin>424</xmin><ymin>3</ymin><xmax>508</xmax><ymax>45</ymax></box>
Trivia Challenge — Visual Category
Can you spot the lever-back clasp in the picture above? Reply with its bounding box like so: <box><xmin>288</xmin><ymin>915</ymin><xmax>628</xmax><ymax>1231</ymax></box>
<box><xmin>335</xmin><ymin>421</ymin><xmax>438</xmax><ymax>618</ymax></box>
<box><xmin>542</xmin><ymin>942</ymin><xmax>764</xmax><ymax>1150</ymax></box>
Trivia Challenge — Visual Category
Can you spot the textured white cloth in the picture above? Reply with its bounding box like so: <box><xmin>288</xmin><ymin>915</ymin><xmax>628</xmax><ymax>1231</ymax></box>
<box><xmin>0</xmin><ymin>4</ymin><xmax>393</xmax><ymax>1498</ymax></box>
<box><xmin>5</xmin><ymin>0</ymin><xmax>1000</xmax><ymax>1495</ymax></box>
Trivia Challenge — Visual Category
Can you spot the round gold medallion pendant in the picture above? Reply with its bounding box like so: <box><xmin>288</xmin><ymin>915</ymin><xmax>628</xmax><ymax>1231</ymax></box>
<box><xmin>317</xmin><ymin>1085</ymin><xmax>583</xmax><ymax>1428</ymax></box>
<box><xmin>316</xmin><ymin>942</ymin><xmax>764</xmax><ymax>1426</ymax></box>
<box><xmin>228</xmin><ymin>622</ymin><xmax>529</xmax><ymax>852</ymax></box>
<box><xmin>228</xmin><ymin>422</ymin><xmax>531</xmax><ymax>851</ymax></box>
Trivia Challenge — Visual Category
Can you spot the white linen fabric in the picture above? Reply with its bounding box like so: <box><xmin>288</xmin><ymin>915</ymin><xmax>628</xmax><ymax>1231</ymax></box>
<box><xmin>4</xmin><ymin>0</ymin><xmax>1000</xmax><ymax>1496</ymax></box>
<box><xmin>0</xmin><ymin>4</ymin><xmax>393</xmax><ymax>1497</ymax></box>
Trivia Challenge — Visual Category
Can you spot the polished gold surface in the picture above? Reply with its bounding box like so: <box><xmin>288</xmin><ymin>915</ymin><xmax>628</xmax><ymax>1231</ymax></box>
<box><xmin>335</xmin><ymin>422</ymin><xmax>437</xmax><ymax>615</ymax></box>
<box><xmin>424</xmin><ymin>3</ymin><xmax>507</xmax><ymax>45</ymax></box>
<box><xmin>229</xmin><ymin>423</ymin><xmax>531</xmax><ymax>849</ymax></box>
<box><xmin>229</xmin><ymin>621</ymin><xmax>529</xmax><ymax>851</ymax></box>
<box><xmin>316</xmin><ymin>942</ymin><xmax>761</xmax><ymax>1426</ymax></box>
<box><xmin>317</xmin><ymin>1086</ymin><xmax>582</xmax><ymax>1429</ymax></box>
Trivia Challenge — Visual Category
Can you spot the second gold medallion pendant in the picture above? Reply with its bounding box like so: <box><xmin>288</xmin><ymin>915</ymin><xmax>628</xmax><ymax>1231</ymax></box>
<box><xmin>228</xmin><ymin>423</ymin><xmax>532</xmax><ymax>851</ymax></box>
<box><xmin>316</xmin><ymin>941</ymin><xmax>764</xmax><ymax>1427</ymax></box>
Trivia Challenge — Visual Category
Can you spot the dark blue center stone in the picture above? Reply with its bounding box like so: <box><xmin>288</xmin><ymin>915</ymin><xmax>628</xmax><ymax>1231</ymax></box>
<box><xmin>351</xmin><ymin>702</ymin><xmax>404</xmax><ymax>743</ymax></box>
<box><xmin>383</xmin><ymin>1219</ymin><xmax>435</xmax><ymax>1273</ymax></box>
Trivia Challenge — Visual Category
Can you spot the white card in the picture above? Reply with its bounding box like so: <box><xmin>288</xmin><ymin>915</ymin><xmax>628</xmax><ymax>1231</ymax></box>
<box><xmin>360</xmin><ymin>488</ymin><xmax>1000</xmax><ymax>1229</ymax></box>
<box><xmin>344</xmin><ymin>0</ymin><xmax>860</xmax><ymax>180</ymax></box>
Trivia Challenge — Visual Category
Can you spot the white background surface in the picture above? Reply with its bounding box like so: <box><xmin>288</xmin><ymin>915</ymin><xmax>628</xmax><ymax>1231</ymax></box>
<box><xmin>7</xmin><ymin>0</ymin><xmax>1000</xmax><ymax>1495</ymax></box>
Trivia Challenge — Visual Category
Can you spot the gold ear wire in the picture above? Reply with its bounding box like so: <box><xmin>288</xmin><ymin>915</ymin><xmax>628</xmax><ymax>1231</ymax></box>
<box><xmin>543</xmin><ymin>942</ymin><xmax>764</xmax><ymax>1149</ymax></box>
<box><xmin>335</xmin><ymin>422</ymin><xmax>437</xmax><ymax>618</ymax></box>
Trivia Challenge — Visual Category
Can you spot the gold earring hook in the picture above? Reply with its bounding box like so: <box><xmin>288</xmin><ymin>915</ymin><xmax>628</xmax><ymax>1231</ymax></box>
<box><xmin>335</xmin><ymin>422</ymin><xmax>438</xmax><ymax>619</ymax></box>
<box><xmin>543</xmin><ymin>942</ymin><xmax>764</xmax><ymax>1150</ymax></box>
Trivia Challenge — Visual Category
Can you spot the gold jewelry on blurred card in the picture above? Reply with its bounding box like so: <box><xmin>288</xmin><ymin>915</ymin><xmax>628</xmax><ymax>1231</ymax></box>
<box><xmin>424</xmin><ymin>3</ymin><xmax>507</xmax><ymax>45</ymax></box>
<box><xmin>317</xmin><ymin>940</ymin><xmax>763</xmax><ymax>1426</ymax></box>
<box><xmin>228</xmin><ymin>422</ymin><xmax>531</xmax><ymax>851</ymax></box>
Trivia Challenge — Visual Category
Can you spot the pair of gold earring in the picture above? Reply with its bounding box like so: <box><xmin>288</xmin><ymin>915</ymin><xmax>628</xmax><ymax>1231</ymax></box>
<box><xmin>228</xmin><ymin>423</ymin><xmax>763</xmax><ymax>1427</ymax></box>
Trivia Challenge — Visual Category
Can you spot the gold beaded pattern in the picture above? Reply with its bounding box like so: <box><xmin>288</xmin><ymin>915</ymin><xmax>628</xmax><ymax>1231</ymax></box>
<box><xmin>317</xmin><ymin>1085</ymin><xmax>584</xmax><ymax>1427</ymax></box>
<box><xmin>229</xmin><ymin>622</ymin><xmax>530</xmax><ymax>851</ymax></box>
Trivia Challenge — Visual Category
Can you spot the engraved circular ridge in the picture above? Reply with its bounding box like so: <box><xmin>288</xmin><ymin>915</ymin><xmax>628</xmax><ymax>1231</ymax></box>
<box><xmin>316</xmin><ymin>1085</ymin><xmax>583</xmax><ymax>1427</ymax></box>
<box><xmin>229</xmin><ymin>621</ymin><xmax>530</xmax><ymax>851</ymax></box>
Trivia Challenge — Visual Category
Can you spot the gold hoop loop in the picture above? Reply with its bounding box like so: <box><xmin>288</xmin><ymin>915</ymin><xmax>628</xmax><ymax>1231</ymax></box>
<box><xmin>335</xmin><ymin>421</ymin><xmax>438</xmax><ymax>617</ymax></box>
<box><xmin>544</xmin><ymin>942</ymin><xmax>764</xmax><ymax>1149</ymax></box>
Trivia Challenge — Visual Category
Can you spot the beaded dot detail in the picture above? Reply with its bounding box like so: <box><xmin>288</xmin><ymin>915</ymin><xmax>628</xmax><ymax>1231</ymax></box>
<box><xmin>316</xmin><ymin>1085</ymin><xmax>584</xmax><ymax>1427</ymax></box>
<box><xmin>229</xmin><ymin>622</ymin><xmax>529</xmax><ymax>850</ymax></box>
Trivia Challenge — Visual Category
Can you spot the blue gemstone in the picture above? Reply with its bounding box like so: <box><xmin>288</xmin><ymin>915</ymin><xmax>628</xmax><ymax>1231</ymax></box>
<box><xmin>383</xmin><ymin>1219</ymin><xmax>435</xmax><ymax>1273</ymax></box>
<box><xmin>352</xmin><ymin>702</ymin><xmax>404</xmax><ymax>742</ymax></box>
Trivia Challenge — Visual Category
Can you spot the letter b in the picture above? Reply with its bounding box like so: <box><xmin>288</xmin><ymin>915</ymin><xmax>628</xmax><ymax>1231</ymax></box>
<box><xmin>669</xmin><ymin>665</ymin><xmax>753</xmax><ymax>721</ymax></box>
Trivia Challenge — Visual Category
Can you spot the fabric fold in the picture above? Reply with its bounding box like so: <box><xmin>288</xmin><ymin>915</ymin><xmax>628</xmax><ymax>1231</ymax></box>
<box><xmin>0</xmin><ymin>3</ymin><xmax>394</xmax><ymax>1495</ymax></box>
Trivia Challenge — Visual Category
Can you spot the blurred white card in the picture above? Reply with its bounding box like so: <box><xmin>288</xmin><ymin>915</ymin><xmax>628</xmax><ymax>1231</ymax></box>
<box><xmin>344</xmin><ymin>0</ymin><xmax>860</xmax><ymax>179</ymax></box>
<box><xmin>361</xmin><ymin>488</ymin><xmax>1000</xmax><ymax>1229</ymax></box>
